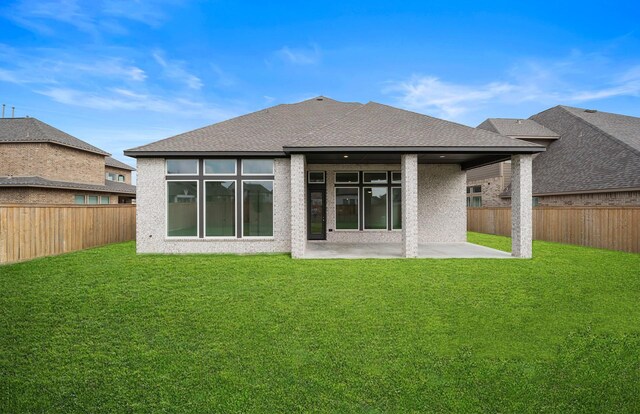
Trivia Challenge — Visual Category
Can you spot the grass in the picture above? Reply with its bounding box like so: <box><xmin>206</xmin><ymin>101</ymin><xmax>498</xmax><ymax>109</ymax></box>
<box><xmin>1</xmin><ymin>233</ymin><xmax>639</xmax><ymax>413</ymax></box>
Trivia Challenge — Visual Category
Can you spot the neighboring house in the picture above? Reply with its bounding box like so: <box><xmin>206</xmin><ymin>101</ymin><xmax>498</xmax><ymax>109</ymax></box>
<box><xmin>0</xmin><ymin>117</ymin><xmax>136</xmax><ymax>204</ymax></box>
<box><xmin>472</xmin><ymin>118</ymin><xmax>560</xmax><ymax>206</ymax></box>
<box><xmin>474</xmin><ymin>106</ymin><xmax>640</xmax><ymax>206</ymax></box>
<box><xmin>125</xmin><ymin>97</ymin><xmax>544</xmax><ymax>258</ymax></box>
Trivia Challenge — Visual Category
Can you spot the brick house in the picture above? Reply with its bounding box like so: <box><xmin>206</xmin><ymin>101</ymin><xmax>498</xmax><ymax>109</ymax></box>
<box><xmin>472</xmin><ymin>106</ymin><xmax>640</xmax><ymax>207</ymax></box>
<box><xmin>0</xmin><ymin>117</ymin><xmax>136</xmax><ymax>204</ymax></box>
<box><xmin>125</xmin><ymin>97</ymin><xmax>543</xmax><ymax>258</ymax></box>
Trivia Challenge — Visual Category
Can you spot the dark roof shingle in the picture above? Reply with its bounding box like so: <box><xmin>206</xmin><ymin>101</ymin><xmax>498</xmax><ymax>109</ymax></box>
<box><xmin>105</xmin><ymin>156</ymin><xmax>135</xmax><ymax>171</ymax></box>
<box><xmin>0</xmin><ymin>176</ymin><xmax>136</xmax><ymax>194</ymax></box>
<box><xmin>0</xmin><ymin>118</ymin><xmax>109</xmax><ymax>155</ymax></box>
<box><xmin>477</xmin><ymin>118</ymin><xmax>559</xmax><ymax>138</ymax></box>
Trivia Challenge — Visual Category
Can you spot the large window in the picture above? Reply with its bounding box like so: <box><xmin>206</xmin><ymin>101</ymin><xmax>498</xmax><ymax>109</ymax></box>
<box><xmin>165</xmin><ymin>159</ymin><xmax>275</xmax><ymax>239</ymax></box>
<box><xmin>363</xmin><ymin>187</ymin><xmax>387</xmax><ymax>229</ymax></box>
<box><xmin>391</xmin><ymin>187</ymin><xmax>402</xmax><ymax>230</ymax></box>
<box><xmin>243</xmin><ymin>181</ymin><xmax>273</xmax><ymax>237</ymax></box>
<box><xmin>205</xmin><ymin>181</ymin><xmax>235</xmax><ymax>237</ymax></box>
<box><xmin>167</xmin><ymin>181</ymin><xmax>198</xmax><ymax>237</ymax></box>
<box><xmin>336</xmin><ymin>187</ymin><xmax>359</xmax><ymax>230</ymax></box>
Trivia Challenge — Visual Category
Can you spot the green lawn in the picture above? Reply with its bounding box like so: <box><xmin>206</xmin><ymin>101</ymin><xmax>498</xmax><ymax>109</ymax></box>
<box><xmin>1</xmin><ymin>233</ymin><xmax>639</xmax><ymax>413</ymax></box>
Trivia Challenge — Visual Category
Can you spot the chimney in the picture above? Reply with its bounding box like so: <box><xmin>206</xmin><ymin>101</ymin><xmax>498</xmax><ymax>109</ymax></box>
<box><xmin>1</xmin><ymin>104</ymin><xmax>4</xmax><ymax>118</ymax></box>
<box><xmin>11</xmin><ymin>106</ymin><xmax>15</xmax><ymax>118</ymax></box>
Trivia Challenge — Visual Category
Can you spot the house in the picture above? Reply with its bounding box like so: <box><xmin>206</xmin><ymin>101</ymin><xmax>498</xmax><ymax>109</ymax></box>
<box><xmin>474</xmin><ymin>106</ymin><xmax>640</xmax><ymax>206</ymax></box>
<box><xmin>471</xmin><ymin>118</ymin><xmax>560</xmax><ymax>206</ymax></box>
<box><xmin>124</xmin><ymin>97</ymin><xmax>544</xmax><ymax>258</ymax></box>
<box><xmin>0</xmin><ymin>117</ymin><xmax>136</xmax><ymax>204</ymax></box>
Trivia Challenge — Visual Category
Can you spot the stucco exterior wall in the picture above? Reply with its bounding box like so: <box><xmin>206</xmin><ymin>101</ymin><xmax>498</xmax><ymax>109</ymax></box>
<box><xmin>135</xmin><ymin>157</ymin><xmax>291</xmax><ymax>254</ymax></box>
<box><xmin>0</xmin><ymin>142</ymin><xmax>105</xmax><ymax>185</ymax></box>
<box><xmin>418</xmin><ymin>164</ymin><xmax>467</xmax><ymax>243</ymax></box>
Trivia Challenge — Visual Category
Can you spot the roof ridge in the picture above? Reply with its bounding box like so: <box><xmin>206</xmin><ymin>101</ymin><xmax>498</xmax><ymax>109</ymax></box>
<box><xmin>557</xmin><ymin>106</ymin><xmax>640</xmax><ymax>157</ymax></box>
<box><xmin>285</xmin><ymin>102</ymin><xmax>366</xmax><ymax>146</ymax></box>
<box><xmin>28</xmin><ymin>117</ymin><xmax>110</xmax><ymax>155</ymax></box>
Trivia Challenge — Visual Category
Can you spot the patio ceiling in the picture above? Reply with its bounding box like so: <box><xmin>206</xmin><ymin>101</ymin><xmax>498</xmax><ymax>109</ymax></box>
<box><xmin>304</xmin><ymin>152</ymin><xmax>512</xmax><ymax>170</ymax></box>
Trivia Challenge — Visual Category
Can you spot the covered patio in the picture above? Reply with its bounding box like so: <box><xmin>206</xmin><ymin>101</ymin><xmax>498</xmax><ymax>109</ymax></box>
<box><xmin>302</xmin><ymin>241</ymin><xmax>512</xmax><ymax>259</ymax></box>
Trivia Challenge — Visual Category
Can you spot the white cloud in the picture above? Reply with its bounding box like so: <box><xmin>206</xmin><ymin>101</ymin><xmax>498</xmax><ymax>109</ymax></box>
<box><xmin>385</xmin><ymin>53</ymin><xmax>640</xmax><ymax>120</ymax></box>
<box><xmin>276</xmin><ymin>45</ymin><xmax>321</xmax><ymax>65</ymax></box>
<box><xmin>153</xmin><ymin>50</ymin><xmax>203</xmax><ymax>90</ymax></box>
<box><xmin>37</xmin><ymin>87</ymin><xmax>234</xmax><ymax>119</ymax></box>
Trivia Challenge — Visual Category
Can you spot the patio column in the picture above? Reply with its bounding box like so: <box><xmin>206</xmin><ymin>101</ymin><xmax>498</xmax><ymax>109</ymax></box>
<box><xmin>511</xmin><ymin>154</ymin><xmax>533</xmax><ymax>258</ymax></box>
<box><xmin>402</xmin><ymin>154</ymin><xmax>419</xmax><ymax>258</ymax></box>
<box><xmin>290</xmin><ymin>154</ymin><xmax>306</xmax><ymax>258</ymax></box>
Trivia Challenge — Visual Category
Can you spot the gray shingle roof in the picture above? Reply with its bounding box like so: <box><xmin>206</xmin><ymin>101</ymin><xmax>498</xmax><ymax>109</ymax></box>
<box><xmin>126</xmin><ymin>97</ymin><xmax>543</xmax><ymax>155</ymax></box>
<box><xmin>477</xmin><ymin>118</ymin><xmax>559</xmax><ymax>138</ymax></box>
<box><xmin>126</xmin><ymin>97</ymin><xmax>362</xmax><ymax>154</ymax></box>
<box><xmin>0</xmin><ymin>117</ymin><xmax>109</xmax><ymax>155</ymax></box>
<box><xmin>0</xmin><ymin>176</ymin><xmax>136</xmax><ymax>194</ymax></box>
<box><xmin>501</xmin><ymin>105</ymin><xmax>640</xmax><ymax>197</ymax></box>
<box><xmin>558</xmin><ymin>106</ymin><xmax>640</xmax><ymax>152</ymax></box>
<box><xmin>105</xmin><ymin>156</ymin><xmax>135</xmax><ymax>171</ymax></box>
<box><xmin>287</xmin><ymin>102</ymin><xmax>541</xmax><ymax>149</ymax></box>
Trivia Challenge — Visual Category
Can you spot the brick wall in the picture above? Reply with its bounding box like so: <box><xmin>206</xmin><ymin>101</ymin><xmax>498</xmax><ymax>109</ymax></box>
<box><xmin>0</xmin><ymin>188</ymin><xmax>123</xmax><ymax>204</ymax></box>
<box><xmin>467</xmin><ymin>176</ymin><xmax>511</xmax><ymax>207</ymax></box>
<box><xmin>0</xmin><ymin>142</ymin><xmax>105</xmax><ymax>185</ymax></box>
<box><xmin>536</xmin><ymin>191</ymin><xmax>640</xmax><ymax>206</ymax></box>
<box><xmin>105</xmin><ymin>167</ymin><xmax>132</xmax><ymax>184</ymax></box>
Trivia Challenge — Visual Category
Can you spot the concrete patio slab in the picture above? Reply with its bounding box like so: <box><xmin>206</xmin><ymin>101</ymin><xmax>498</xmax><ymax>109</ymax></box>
<box><xmin>303</xmin><ymin>242</ymin><xmax>512</xmax><ymax>259</ymax></box>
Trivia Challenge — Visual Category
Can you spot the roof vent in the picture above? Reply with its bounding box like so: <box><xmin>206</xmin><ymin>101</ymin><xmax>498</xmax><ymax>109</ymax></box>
<box><xmin>316</xmin><ymin>97</ymin><xmax>324</xmax><ymax>101</ymax></box>
<box><xmin>517</xmin><ymin>119</ymin><xmax>522</xmax><ymax>124</ymax></box>
<box><xmin>584</xmin><ymin>109</ymin><xmax>597</xmax><ymax>113</ymax></box>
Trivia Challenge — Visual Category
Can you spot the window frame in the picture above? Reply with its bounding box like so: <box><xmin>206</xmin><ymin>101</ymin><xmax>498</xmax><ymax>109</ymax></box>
<box><xmin>241</xmin><ymin>159</ymin><xmax>274</xmax><ymax>176</ymax></box>
<box><xmin>334</xmin><ymin>186</ymin><xmax>360</xmax><ymax>231</ymax></box>
<box><xmin>166</xmin><ymin>180</ymin><xmax>200</xmax><ymax>239</ymax></box>
<box><xmin>74</xmin><ymin>195</ymin><xmax>85</xmax><ymax>204</ymax></box>
<box><xmin>203</xmin><ymin>180</ymin><xmax>237</xmax><ymax>239</ymax></box>
<box><xmin>100</xmin><ymin>196</ymin><xmax>110</xmax><ymax>204</ymax></box>
<box><xmin>241</xmin><ymin>179</ymin><xmax>275</xmax><ymax>239</ymax></box>
<box><xmin>166</xmin><ymin>159</ymin><xmax>199</xmax><ymax>176</ymax></box>
<box><xmin>391</xmin><ymin>171</ymin><xmax>402</xmax><ymax>184</ymax></box>
<box><xmin>362</xmin><ymin>186</ymin><xmax>389</xmax><ymax>231</ymax></box>
<box><xmin>391</xmin><ymin>186</ymin><xmax>402</xmax><ymax>231</ymax></box>
<box><xmin>204</xmin><ymin>159</ymin><xmax>237</xmax><ymax>176</ymax></box>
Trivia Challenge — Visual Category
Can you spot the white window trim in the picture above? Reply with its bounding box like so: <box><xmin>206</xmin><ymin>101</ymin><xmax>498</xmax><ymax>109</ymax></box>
<box><xmin>335</xmin><ymin>171</ymin><xmax>360</xmax><ymax>184</ymax></box>
<box><xmin>241</xmin><ymin>159</ymin><xmax>274</xmax><ymax>176</ymax></box>
<box><xmin>335</xmin><ymin>186</ymin><xmax>359</xmax><ymax>231</ymax></box>
<box><xmin>204</xmin><ymin>159</ymin><xmax>237</xmax><ymax>176</ymax></box>
<box><xmin>203</xmin><ymin>180</ymin><xmax>237</xmax><ymax>239</ymax></box>
<box><xmin>166</xmin><ymin>180</ymin><xmax>200</xmax><ymax>239</ymax></box>
<box><xmin>241</xmin><ymin>179</ymin><xmax>275</xmax><ymax>239</ymax></box>
<box><xmin>362</xmin><ymin>186</ymin><xmax>389</xmax><ymax>231</ymax></box>
<box><xmin>307</xmin><ymin>171</ymin><xmax>325</xmax><ymax>184</ymax></box>
<box><xmin>391</xmin><ymin>186</ymin><xmax>402</xmax><ymax>231</ymax></box>
<box><xmin>363</xmin><ymin>171</ymin><xmax>388</xmax><ymax>184</ymax></box>
<box><xmin>165</xmin><ymin>159</ymin><xmax>199</xmax><ymax>176</ymax></box>
<box><xmin>391</xmin><ymin>171</ymin><xmax>402</xmax><ymax>184</ymax></box>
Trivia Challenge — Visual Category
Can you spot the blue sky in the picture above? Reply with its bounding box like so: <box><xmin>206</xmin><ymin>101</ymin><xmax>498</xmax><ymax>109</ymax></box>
<box><xmin>1</xmin><ymin>0</ymin><xmax>639</xmax><ymax>166</ymax></box>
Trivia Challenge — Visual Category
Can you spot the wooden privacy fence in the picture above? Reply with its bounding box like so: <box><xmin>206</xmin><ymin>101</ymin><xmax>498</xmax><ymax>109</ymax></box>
<box><xmin>0</xmin><ymin>204</ymin><xmax>136</xmax><ymax>265</ymax></box>
<box><xmin>468</xmin><ymin>207</ymin><xmax>640</xmax><ymax>253</ymax></box>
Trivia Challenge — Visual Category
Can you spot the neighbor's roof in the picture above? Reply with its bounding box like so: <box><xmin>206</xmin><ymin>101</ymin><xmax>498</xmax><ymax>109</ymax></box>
<box><xmin>477</xmin><ymin>118</ymin><xmax>559</xmax><ymax>138</ymax></box>
<box><xmin>125</xmin><ymin>97</ymin><xmax>544</xmax><ymax>156</ymax></box>
<box><xmin>105</xmin><ymin>156</ymin><xmax>135</xmax><ymax>171</ymax></box>
<box><xmin>286</xmin><ymin>102</ymin><xmax>541</xmax><ymax>151</ymax></box>
<box><xmin>558</xmin><ymin>105</ymin><xmax>640</xmax><ymax>152</ymax></box>
<box><xmin>0</xmin><ymin>117</ymin><xmax>109</xmax><ymax>155</ymax></box>
<box><xmin>0</xmin><ymin>176</ymin><xmax>136</xmax><ymax>194</ymax></box>
<box><xmin>501</xmin><ymin>105</ymin><xmax>640</xmax><ymax>197</ymax></box>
